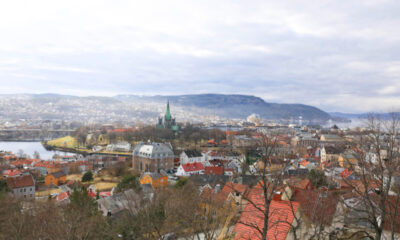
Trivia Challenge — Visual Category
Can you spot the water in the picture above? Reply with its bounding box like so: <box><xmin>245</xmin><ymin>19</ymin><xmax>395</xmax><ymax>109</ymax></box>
<box><xmin>0</xmin><ymin>141</ymin><xmax>73</xmax><ymax>160</ymax></box>
<box><xmin>324</xmin><ymin>119</ymin><xmax>369</xmax><ymax>129</ymax></box>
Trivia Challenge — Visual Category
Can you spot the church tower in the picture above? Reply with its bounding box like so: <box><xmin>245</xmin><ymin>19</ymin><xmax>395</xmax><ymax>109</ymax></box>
<box><xmin>156</xmin><ymin>100</ymin><xmax>179</xmax><ymax>134</ymax></box>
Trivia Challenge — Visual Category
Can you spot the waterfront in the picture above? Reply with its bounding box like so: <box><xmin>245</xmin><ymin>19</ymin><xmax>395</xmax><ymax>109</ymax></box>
<box><xmin>0</xmin><ymin>141</ymin><xmax>74</xmax><ymax>160</ymax></box>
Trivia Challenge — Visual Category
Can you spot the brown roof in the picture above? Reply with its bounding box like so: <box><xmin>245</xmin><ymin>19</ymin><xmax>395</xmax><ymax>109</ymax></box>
<box><xmin>222</xmin><ymin>182</ymin><xmax>248</xmax><ymax>196</ymax></box>
<box><xmin>200</xmin><ymin>187</ymin><xmax>230</xmax><ymax>206</ymax></box>
<box><xmin>287</xmin><ymin>178</ymin><xmax>312</xmax><ymax>190</ymax></box>
<box><xmin>6</xmin><ymin>175</ymin><xmax>35</xmax><ymax>189</ymax></box>
<box><xmin>293</xmin><ymin>189</ymin><xmax>339</xmax><ymax>225</ymax></box>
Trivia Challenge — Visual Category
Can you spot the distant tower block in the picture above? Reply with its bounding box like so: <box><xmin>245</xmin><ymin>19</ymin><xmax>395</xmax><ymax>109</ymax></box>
<box><xmin>299</xmin><ymin>116</ymin><xmax>303</xmax><ymax>126</ymax></box>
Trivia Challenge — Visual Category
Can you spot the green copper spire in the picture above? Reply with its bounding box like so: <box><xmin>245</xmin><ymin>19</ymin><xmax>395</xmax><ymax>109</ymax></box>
<box><xmin>165</xmin><ymin>100</ymin><xmax>171</xmax><ymax>121</ymax></box>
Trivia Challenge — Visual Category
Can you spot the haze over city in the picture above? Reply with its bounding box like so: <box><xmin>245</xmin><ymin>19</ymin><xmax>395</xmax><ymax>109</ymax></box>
<box><xmin>0</xmin><ymin>0</ymin><xmax>400</xmax><ymax>113</ymax></box>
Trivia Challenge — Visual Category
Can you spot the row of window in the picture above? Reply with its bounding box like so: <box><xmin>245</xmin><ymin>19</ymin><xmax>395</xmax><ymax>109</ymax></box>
<box><xmin>138</xmin><ymin>152</ymin><xmax>173</xmax><ymax>157</ymax></box>
<box><xmin>19</xmin><ymin>187</ymin><xmax>33</xmax><ymax>193</ymax></box>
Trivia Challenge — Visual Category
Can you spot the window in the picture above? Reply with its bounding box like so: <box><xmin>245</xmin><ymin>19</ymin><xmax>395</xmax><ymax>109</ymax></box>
<box><xmin>24</xmin><ymin>188</ymin><xmax>26</xmax><ymax>192</ymax></box>
<box><xmin>20</xmin><ymin>189</ymin><xmax>22</xmax><ymax>192</ymax></box>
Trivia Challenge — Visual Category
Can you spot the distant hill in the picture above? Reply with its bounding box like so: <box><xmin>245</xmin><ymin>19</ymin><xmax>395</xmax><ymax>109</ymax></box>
<box><xmin>116</xmin><ymin>94</ymin><xmax>331</xmax><ymax>121</ymax></box>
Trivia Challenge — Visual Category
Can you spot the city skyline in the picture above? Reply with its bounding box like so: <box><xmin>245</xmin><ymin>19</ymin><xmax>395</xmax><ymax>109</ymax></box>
<box><xmin>0</xmin><ymin>0</ymin><xmax>400</xmax><ymax>113</ymax></box>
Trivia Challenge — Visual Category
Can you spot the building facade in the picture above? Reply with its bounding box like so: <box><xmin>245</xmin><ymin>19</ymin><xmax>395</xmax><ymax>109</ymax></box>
<box><xmin>132</xmin><ymin>142</ymin><xmax>175</xmax><ymax>173</ymax></box>
<box><xmin>180</xmin><ymin>149</ymin><xmax>204</xmax><ymax>165</ymax></box>
<box><xmin>6</xmin><ymin>174</ymin><xmax>35</xmax><ymax>200</ymax></box>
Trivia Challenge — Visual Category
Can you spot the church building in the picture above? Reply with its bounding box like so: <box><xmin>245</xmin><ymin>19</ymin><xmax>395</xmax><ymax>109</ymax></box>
<box><xmin>156</xmin><ymin>101</ymin><xmax>179</xmax><ymax>133</ymax></box>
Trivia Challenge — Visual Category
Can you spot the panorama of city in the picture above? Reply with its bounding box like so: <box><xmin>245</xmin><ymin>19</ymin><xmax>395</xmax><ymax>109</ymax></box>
<box><xmin>1</xmin><ymin>1</ymin><xmax>400</xmax><ymax>240</ymax></box>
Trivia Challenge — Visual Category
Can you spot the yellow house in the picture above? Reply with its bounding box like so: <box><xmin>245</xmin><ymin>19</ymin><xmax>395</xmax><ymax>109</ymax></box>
<box><xmin>256</xmin><ymin>158</ymin><xmax>283</xmax><ymax>173</ymax></box>
<box><xmin>45</xmin><ymin>171</ymin><xmax>67</xmax><ymax>186</ymax></box>
<box><xmin>338</xmin><ymin>153</ymin><xmax>358</xmax><ymax>169</ymax></box>
<box><xmin>320</xmin><ymin>134</ymin><xmax>344</xmax><ymax>142</ymax></box>
<box><xmin>199</xmin><ymin>187</ymin><xmax>236</xmax><ymax>219</ymax></box>
<box><xmin>139</xmin><ymin>172</ymin><xmax>168</xmax><ymax>189</ymax></box>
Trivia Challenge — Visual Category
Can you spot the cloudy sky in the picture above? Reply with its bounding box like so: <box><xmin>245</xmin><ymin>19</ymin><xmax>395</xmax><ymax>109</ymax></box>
<box><xmin>0</xmin><ymin>0</ymin><xmax>399</xmax><ymax>113</ymax></box>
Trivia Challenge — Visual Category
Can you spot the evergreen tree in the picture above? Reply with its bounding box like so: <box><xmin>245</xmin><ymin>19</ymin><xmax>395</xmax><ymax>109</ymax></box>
<box><xmin>81</xmin><ymin>171</ymin><xmax>93</xmax><ymax>182</ymax></box>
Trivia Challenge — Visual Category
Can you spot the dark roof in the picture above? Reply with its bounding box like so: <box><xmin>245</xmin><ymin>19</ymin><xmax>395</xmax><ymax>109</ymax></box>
<box><xmin>225</xmin><ymin>151</ymin><xmax>240</xmax><ymax>156</ymax></box>
<box><xmin>141</xmin><ymin>172</ymin><xmax>162</xmax><ymax>179</ymax></box>
<box><xmin>6</xmin><ymin>174</ymin><xmax>35</xmax><ymax>189</ymax></box>
<box><xmin>183</xmin><ymin>149</ymin><xmax>202</xmax><ymax>158</ymax></box>
<box><xmin>189</xmin><ymin>174</ymin><xmax>229</xmax><ymax>188</ymax></box>
<box><xmin>324</xmin><ymin>146</ymin><xmax>342</xmax><ymax>154</ymax></box>
<box><xmin>51</xmin><ymin>171</ymin><xmax>67</xmax><ymax>178</ymax></box>
<box><xmin>235</xmin><ymin>175</ymin><xmax>259</xmax><ymax>187</ymax></box>
<box><xmin>285</xmin><ymin>169</ymin><xmax>309</xmax><ymax>176</ymax></box>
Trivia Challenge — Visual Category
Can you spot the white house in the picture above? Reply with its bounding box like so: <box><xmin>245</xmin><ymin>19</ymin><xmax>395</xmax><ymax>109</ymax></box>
<box><xmin>6</xmin><ymin>174</ymin><xmax>35</xmax><ymax>200</ymax></box>
<box><xmin>227</xmin><ymin>159</ymin><xmax>242</xmax><ymax>173</ymax></box>
<box><xmin>106</xmin><ymin>141</ymin><xmax>131</xmax><ymax>152</ymax></box>
<box><xmin>180</xmin><ymin>150</ymin><xmax>204</xmax><ymax>165</ymax></box>
<box><xmin>176</xmin><ymin>162</ymin><xmax>205</xmax><ymax>177</ymax></box>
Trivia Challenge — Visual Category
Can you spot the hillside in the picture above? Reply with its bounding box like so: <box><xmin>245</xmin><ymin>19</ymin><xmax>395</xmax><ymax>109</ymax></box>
<box><xmin>0</xmin><ymin>93</ymin><xmax>331</xmax><ymax>123</ymax></box>
<box><xmin>116</xmin><ymin>94</ymin><xmax>331</xmax><ymax>121</ymax></box>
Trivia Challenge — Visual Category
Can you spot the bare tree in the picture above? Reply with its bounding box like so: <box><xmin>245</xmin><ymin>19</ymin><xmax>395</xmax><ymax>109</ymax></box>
<box><xmin>232</xmin><ymin>132</ymin><xmax>305</xmax><ymax>240</ymax></box>
<box><xmin>340</xmin><ymin>113</ymin><xmax>400</xmax><ymax>240</ymax></box>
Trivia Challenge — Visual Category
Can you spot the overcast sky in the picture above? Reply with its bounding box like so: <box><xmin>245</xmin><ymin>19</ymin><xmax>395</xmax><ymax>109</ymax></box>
<box><xmin>0</xmin><ymin>0</ymin><xmax>399</xmax><ymax>113</ymax></box>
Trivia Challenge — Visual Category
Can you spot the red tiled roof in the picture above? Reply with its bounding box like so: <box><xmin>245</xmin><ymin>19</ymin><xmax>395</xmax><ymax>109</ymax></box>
<box><xmin>182</xmin><ymin>162</ymin><xmax>204</xmax><ymax>172</ymax></box>
<box><xmin>3</xmin><ymin>169</ymin><xmax>22</xmax><ymax>177</ymax></box>
<box><xmin>88</xmin><ymin>189</ymin><xmax>97</xmax><ymax>198</ymax></box>
<box><xmin>341</xmin><ymin>169</ymin><xmax>353</xmax><ymax>179</ymax></box>
<box><xmin>10</xmin><ymin>159</ymin><xmax>37</xmax><ymax>167</ymax></box>
<box><xmin>299</xmin><ymin>160</ymin><xmax>310</xmax><ymax>167</ymax></box>
<box><xmin>205</xmin><ymin>166</ymin><xmax>224</xmax><ymax>175</ymax></box>
<box><xmin>34</xmin><ymin>161</ymin><xmax>66</xmax><ymax>168</ymax></box>
<box><xmin>100</xmin><ymin>191</ymin><xmax>112</xmax><ymax>198</ymax></box>
<box><xmin>55</xmin><ymin>191</ymin><xmax>70</xmax><ymax>201</ymax></box>
<box><xmin>112</xmin><ymin>128</ymin><xmax>129</xmax><ymax>133</ymax></box>
<box><xmin>234</xmin><ymin>189</ymin><xmax>300</xmax><ymax>240</ymax></box>
<box><xmin>6</xmin><ymin>174</ymin><xmax>35</xmax><ymax>189</ymax></box>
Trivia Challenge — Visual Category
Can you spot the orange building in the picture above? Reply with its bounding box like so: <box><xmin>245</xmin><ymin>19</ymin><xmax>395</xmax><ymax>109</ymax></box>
<box><xmin>45</xmin><ymin>171</ymin><xmax>67</xmax><ymax>186</ymax></box>
<box><xmin>140</xmin><ymin>172</ymin><xmax>168</xmax><ymax>189</ymax></box>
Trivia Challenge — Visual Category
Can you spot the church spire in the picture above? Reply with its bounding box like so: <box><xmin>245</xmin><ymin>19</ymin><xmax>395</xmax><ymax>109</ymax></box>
<box><xmin>165</xmin><ymin>100</ymin><xmax>171</xmax><ymax>121</ymax></box>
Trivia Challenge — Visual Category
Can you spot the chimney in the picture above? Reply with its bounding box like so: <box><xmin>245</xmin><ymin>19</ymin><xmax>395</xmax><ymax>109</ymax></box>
<box><xmin>215</xmin><ymin>184</ymin><xmax>221</xmax><ymax>193</ymax></box>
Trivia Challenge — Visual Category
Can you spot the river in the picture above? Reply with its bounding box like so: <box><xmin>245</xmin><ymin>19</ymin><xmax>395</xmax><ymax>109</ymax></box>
<box><xmin>0</xmin><ymin>141</ymin><xmax>75</xmax><ymax>160</ymax></box>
